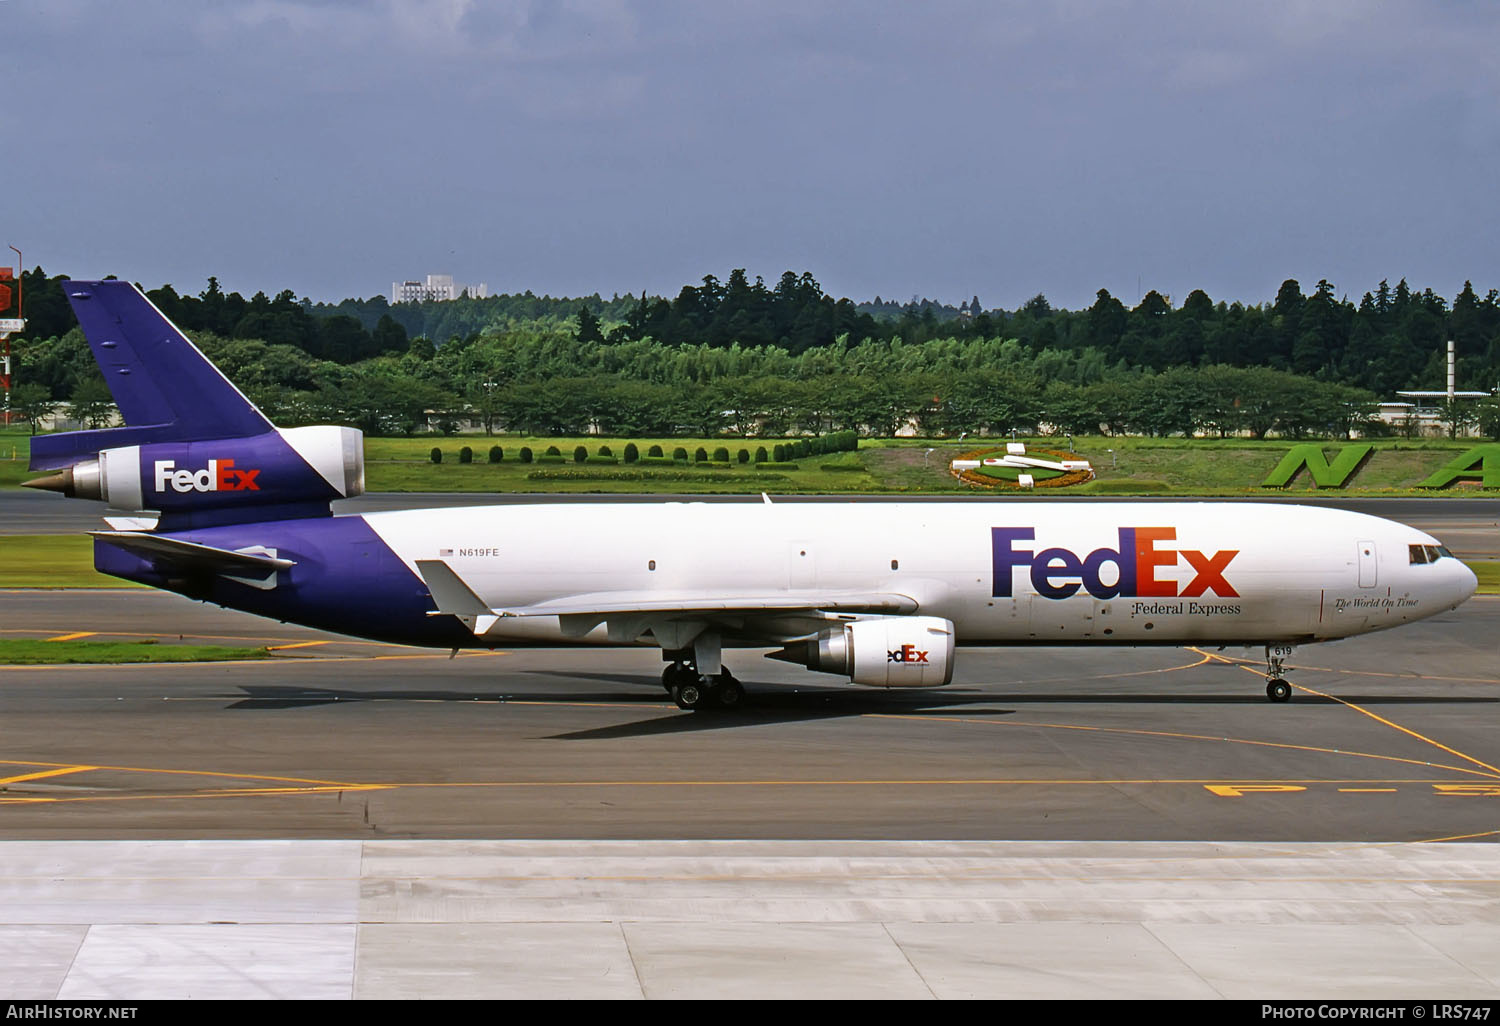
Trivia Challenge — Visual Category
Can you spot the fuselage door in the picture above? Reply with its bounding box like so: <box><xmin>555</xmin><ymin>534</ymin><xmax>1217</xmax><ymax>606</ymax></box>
<box><xmin>1357</xmin><ymin>540</ymin><xmax>1378</xmax><ymax>588</ymax></box>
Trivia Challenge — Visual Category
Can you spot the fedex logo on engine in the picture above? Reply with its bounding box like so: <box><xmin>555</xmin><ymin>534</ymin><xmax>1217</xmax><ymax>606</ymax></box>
<box><xmin>888</xmin><ymin>643</ymin><xmax>929</xmax><ymax>664</ymax></box>
<box><xmin>153</xmin><ymin>459</ymin><xmax>261</xmax><ymax>494</ymax></box>
<box><xmin>992</xmin><ymin>527</ymin><xmax>1238</xmax><ymax>600</ymax></box>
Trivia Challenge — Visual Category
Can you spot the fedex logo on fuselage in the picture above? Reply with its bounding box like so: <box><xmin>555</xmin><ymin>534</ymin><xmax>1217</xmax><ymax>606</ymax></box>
<box><xmin>153</xmin><ymin>459</ymin><xmax>261</xmax><ymax>494</ymax></box>
<box><xmin>992</xmin><ymin>527</ymin><xmax>1238</xmax><ymax>600</ymax></box>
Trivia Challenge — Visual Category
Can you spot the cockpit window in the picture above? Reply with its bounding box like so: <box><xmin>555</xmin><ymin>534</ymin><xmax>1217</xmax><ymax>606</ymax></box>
<box><xmin>1410</xmin><ymin>544</ymin><xmax>1454</xmax><ymax>564</ymax></box>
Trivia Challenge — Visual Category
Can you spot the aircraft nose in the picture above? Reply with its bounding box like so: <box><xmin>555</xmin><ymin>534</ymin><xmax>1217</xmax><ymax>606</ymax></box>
<box><xmin>1452</xmin><ymin>559</ymin><xmax>1479</xmax><ymax>607</ymax></box>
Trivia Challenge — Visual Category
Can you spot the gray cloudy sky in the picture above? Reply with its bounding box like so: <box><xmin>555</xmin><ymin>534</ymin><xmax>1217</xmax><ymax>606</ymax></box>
<box><xmin>4</xmin><ymin>1</ymin><xmax>1497</xmax><ymax>309</ymax></box>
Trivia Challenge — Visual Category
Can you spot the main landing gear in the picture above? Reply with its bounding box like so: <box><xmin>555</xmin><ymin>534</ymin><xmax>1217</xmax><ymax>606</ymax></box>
<box><xmin>662</xmin><ymin>660</ymin><xmax>746</xmax><ymax>711</ymax></box>
<box><xmin>1264</xmin><ymin>644</ymin><xmax>1294</xmax><ymax>703</ymax></box>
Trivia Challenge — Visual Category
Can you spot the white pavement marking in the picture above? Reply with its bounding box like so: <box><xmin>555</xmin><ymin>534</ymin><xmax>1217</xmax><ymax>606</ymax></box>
<box><xmin>1</xmin><ymin>840</ymin><xmax>1497</xmax><ymax>999</ymax></box>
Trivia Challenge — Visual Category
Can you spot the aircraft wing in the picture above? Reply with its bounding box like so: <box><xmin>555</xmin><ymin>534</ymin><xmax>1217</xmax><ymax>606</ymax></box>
<box><xmin>491</xmin><ymin>592</ymin><xmax>918</xmax><ymax>617</ymax></box>
<box><xmin>414</xmin><ymin>558</ymin><xmax>917</xmax><ymax>640</ymax></box>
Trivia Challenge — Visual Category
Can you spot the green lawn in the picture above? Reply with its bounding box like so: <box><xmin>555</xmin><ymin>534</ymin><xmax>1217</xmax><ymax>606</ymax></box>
<box><xmin>0</xmin><ymin>535</ymin><xmax>143</xmax><ymax>588</ymax></box>
<box><xmin>0</xmin><ymin>639</ymin><xmax>269</xmax><ymax>665</ymax></box>
<box><xmin>1474</xmin><ymin>561</ymin><xmax>1500</xmax><ymax>595</ymax></box>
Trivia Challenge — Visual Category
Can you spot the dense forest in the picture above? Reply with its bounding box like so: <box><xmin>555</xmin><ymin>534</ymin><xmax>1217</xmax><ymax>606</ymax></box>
<box><xmin>7</xmin><ymin>266</ymin><xmax>1500</xmax><ymax>439</ymax></box>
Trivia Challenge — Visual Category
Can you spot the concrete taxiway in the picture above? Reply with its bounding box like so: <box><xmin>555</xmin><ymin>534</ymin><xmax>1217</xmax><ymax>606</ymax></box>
<box><xmin>2</xmin><ymin>587</ymin><xmax>1498</xmax><ymax>998</ymax></box>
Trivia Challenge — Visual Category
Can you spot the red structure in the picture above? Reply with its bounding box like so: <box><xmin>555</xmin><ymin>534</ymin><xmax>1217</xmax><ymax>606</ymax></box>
<box><xmin>0</xmin><ymin>255</ymin><xmax>21</xmax><ymax>425</ymax></box>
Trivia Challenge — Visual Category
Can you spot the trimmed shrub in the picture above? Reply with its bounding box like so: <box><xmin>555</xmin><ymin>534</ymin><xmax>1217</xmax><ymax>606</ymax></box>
<box><xmin>573</xmin><ymin>445</ymin><xmax>588</xmax><ymax>463</ymax></box>
<box><xmin>430</xmin><ymin>447</ymin><xmax>442</xmax><ymax>464</ymax></box>
<box><xmin>713</xmin><ymin>446</ymin><xmax>730</xmax><ymax>462</ymax></box>
<box><xmin>598</xmin><ymin>445</ymin><xmax>613</xmax><ymax>458</ymax></box>
<box><xmin>519</xmin><ymin>446</ymin><xmax>534</xmax><ymax>464</ymax></box>
<box><xmin>672</xmin><ymin>447</ymin><xmax>688</xmax><ymax>461</ymax></box>
<box><xmin>755</xmin><ymin>446</ymin><xmax>768</xmax><ymax>463</ymax></box>
<box><xmin>488</xmin><ymin>446</ymin><xmax>503</xmax><ymax>463</ymax></box>
<box><xmin>459</xmin><ymin>446</ymin><xmax>473</xmax><ymax>464</ymax></box>
<box><xmin>737</xmin><ymin>448</ymin><xmax>749</xmax><ymax>464</ymax></box>
<box><xmin>648</xmin><ymin>444</ymin><xmax>664</xmax><ymax>458</ymax></box>
<box><xmin>773</xmin><ymin>444</ymin><xmax>786</xmax><ymax>462</ymax></box>
<box><xmin>624</xmin><ymin>443</ymin><xmax>639</xmax><ymax>463</ymax></box>
<box><xmin>545</xmin><ymin>445</ymin><xmax>561</xmax><ymax>456</ymax></box>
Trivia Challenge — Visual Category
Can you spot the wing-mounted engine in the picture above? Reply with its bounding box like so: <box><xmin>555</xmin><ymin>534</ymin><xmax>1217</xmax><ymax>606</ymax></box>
<box><xmin>770</xmin><ymin>615</ymin><xmax>956</xmax><ymax>687</ymax></box>
<box><xmin>25</xmin><ymin>425</ymin><xmax>364</xmax><ymax>519</ymax></box>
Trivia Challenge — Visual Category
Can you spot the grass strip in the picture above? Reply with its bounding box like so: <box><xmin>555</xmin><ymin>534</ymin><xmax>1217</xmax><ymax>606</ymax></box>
<box><xmin>1472</xmin><ymin>561</ymin><xmax>1500</xmax><ymax>595</ymax></box>
<box><xmin>0</xmin><ymin>639</ymin><xmax>269</xmax><ymax>665</ymax></box>
<box><xmin>0</xmin><ymin>535</ymin><xmax>146</xmax><ymax>588</ymax></box>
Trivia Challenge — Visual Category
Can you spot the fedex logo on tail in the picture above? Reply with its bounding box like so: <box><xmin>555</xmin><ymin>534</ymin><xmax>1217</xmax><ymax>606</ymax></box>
<box><xmin>153</xmin><ymin>459</ymin><xmax>261</xmax><ymax>494</ymax></box>
<box><xmin>992</xmin><ymin>527</ymin><xmax>1238</xmax><ymax>600</ymax></box>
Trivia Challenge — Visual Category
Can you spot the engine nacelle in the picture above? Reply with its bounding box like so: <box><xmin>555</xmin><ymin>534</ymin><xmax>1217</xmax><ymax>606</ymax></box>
<box><xmin>25</xmin><ymin>426</ymin><xmax>364</xmax><ymax>512</ymax></box>
<box><xmin>774</xmin><ymin>616</ymin><xmax>956</xmax><ymax>687</ymax></box>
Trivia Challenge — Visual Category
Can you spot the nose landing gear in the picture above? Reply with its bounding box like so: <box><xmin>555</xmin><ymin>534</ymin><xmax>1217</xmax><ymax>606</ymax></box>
<box><xmin>1264</xmin><ymin>644</ymin><xmax>1294</xmax><ymax>703</ymax></box>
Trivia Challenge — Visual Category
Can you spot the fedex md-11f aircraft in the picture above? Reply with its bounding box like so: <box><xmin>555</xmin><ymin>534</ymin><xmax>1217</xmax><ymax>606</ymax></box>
<box><xmin>25</xmin><ymin>282</ymin><xmax>1478</xmax><ymax>710</ymax></box>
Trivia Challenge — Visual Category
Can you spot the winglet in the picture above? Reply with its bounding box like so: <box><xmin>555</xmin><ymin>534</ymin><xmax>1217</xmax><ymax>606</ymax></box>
<box><xmin>415</xmin><ymin>559</ymin><xmax>497</xmax><ymax>635</ymax></box>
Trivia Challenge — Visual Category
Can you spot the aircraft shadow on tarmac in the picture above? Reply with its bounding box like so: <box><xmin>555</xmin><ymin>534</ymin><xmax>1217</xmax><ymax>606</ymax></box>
<box><xmin>219</xmin><ymin>671</ymin><xmax>1500</xmax><ymax>740</ymax></box>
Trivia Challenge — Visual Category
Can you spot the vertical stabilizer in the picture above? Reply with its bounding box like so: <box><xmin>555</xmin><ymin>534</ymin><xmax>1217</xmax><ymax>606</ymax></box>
<box><xmin>31</xmin><ymin>280</ymin><xmax>274</xmax><ymax>469</ymax></box>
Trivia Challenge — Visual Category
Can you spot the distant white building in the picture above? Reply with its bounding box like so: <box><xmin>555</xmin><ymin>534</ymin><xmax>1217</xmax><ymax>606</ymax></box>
<box><xmin>1372</xmin><ymin>340</ymin><xmax>1492</xmax><ymax>436</ymax></box>
<box><xmin>391</xmin><ymin>274</ymin><xmax>489</xmax><ymax>304</ymax></box>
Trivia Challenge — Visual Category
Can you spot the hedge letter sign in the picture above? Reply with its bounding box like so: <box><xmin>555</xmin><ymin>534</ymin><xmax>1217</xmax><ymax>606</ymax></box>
<box><xmin>1261</xmin><ymin>444</ymin><xmax>1373</xmax><ymax>488</ymax></box>
<box><xmin>1417</xmin><ymin>445</ymin><xmax>1500</xmax><ymax>489</ymax></box>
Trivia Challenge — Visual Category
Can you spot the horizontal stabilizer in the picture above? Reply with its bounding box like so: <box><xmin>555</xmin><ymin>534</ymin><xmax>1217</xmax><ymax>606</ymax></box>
<box><xmin>90</xmin><ymin>531</ymin><xmax>294</xmax><ymax>575</ymax></box>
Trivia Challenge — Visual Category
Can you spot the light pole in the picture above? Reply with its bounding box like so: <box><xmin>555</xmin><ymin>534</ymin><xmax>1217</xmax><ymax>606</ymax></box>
<box><xmin>482</xmin><ymin>380</ymin><xmax>497</xmax><ymax>435</ymax></box>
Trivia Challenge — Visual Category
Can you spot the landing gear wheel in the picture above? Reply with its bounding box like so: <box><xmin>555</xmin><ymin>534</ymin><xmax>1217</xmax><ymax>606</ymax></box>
<box><xmin>714</xmin><ymin>678</ymin><xmax>746</xmax><ymax>709</ymax></box>
<box><xmin>672</xmin><ymin>681</ymin><xmax>706</xmax><ymax>710</ymax></box>
<box><xmin>1263</xmin><ymin>645</ymin><xmax>1295</xmax><ymax>704</ymax></box>
<box><xmin>662</xmin><ymin>662</ymin><xmax>696</xmax><ymax>693</ymax></box>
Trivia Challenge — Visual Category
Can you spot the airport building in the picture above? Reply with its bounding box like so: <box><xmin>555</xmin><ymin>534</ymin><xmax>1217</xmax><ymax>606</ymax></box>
<box><xmin>1373</xmin><ymin>341</ymin><xmax>1493</xmax><ymax>437</ymax></box>
<box><xmin>390</xmin><ymin>274</ymin><xmax>488</xmax><ymax>304</ymax></box>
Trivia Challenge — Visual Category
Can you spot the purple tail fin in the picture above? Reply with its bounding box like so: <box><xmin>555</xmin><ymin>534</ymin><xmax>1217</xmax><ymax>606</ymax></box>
<box><xmin>30</xmin><ymin>280</ymin><xmax>274</xmax><ymax>470</ymax></box>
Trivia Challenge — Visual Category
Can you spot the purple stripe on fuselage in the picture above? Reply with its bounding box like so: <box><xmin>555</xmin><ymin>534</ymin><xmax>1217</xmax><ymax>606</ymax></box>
<box><xmin>94</xmin><ymin>514</ymin><xmax>471</xmax><ymax>648</ymax></box>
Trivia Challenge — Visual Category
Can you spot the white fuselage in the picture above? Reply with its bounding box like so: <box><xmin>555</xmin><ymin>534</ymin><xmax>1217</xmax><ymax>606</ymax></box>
<box><xmin>360</xmin><ymin>501</ymin><xmax>1477</xmax><ymax>648</ymax></box>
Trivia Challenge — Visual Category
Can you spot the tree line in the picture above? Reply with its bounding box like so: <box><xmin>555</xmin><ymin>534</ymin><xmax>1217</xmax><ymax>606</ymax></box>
<box><xmin>6</xmin><ymin>266</ymin><xmax>1500</xmax><ymax>439</ymax></box>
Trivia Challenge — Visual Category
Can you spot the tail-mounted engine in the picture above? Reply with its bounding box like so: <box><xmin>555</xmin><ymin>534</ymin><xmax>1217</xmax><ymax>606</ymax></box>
<box><xmin>25</xmin><ymin>425</ymin><xmax>364</xmax><ymax>517</ymax></box>
<box><xmin>770</xmin><ymin>615</ymin><xmax>956</xmax><ymax>687</ymax></box>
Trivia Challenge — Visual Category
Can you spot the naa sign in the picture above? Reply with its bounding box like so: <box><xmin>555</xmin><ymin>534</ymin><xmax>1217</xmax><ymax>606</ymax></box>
<box><xmin>1260</xmin><ymin>444</ymin><xmax>1500</xmax><ymax>489</ymax></box>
